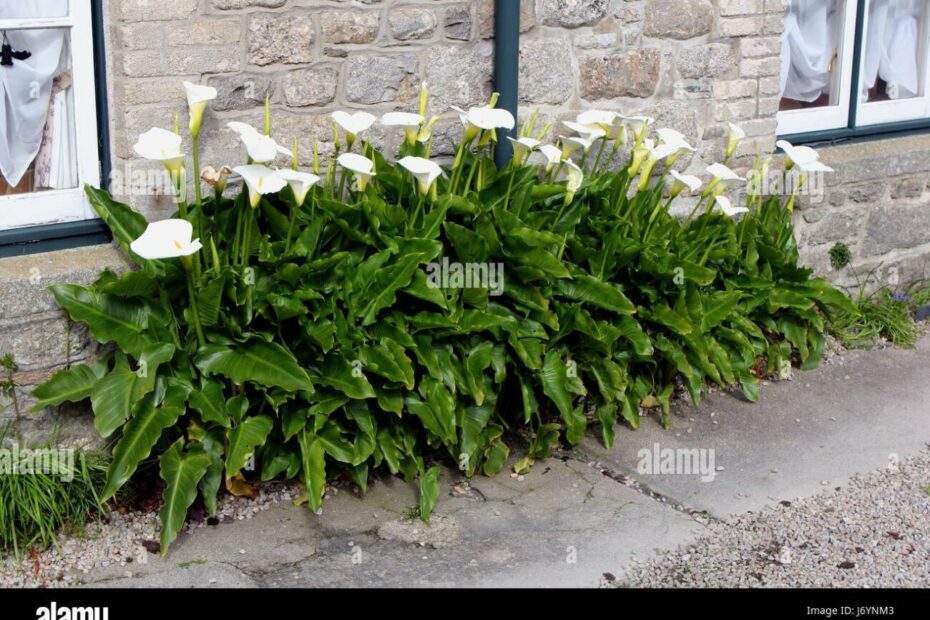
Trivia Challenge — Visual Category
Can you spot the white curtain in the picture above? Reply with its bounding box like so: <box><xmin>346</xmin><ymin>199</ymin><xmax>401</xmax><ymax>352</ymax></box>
<box><xmin>861</xmin><ymin>0</ymin><xmax>923</xmax><ymax>100</ymax></box>
<box><xmin>781</xmin><ymin>0</ymin><xmax>840</xmax><ymax>103</ymax></box>
<box><xmin>0</xmin><ymin>0</ymin><xmax>69</xmax><ymax>188</ymax></box>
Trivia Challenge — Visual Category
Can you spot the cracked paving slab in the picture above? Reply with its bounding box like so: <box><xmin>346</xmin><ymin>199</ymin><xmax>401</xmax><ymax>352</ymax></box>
<box><xmin>77</xmin><ymin>458</ymin><xmax>705</xmax><ymax>588</ymax></box>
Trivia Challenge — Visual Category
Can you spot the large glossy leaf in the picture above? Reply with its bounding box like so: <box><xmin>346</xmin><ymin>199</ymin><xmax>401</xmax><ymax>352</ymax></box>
<box><xmin>90</xmin><ymin>345</ymin><xmax>175</xmax><ymax>438</ymax></box>
<box><xmin>50</xmin><ymin>284</ymin><xmax>155</xmax><ymax>356</ymax></box>
<box><xmin>31</xmin><ymin>361</ymin><xmax>107</xmax><ymax>411</ymax></box>
<box><xmin>102</xmin><ymin>396</ymin><xmax>183</xmax><ymax>500</ymax></box>
<box><xmin>418</xmin><ymin>465</ymin><xmax>441</xmax><ymax>524</ymax></box>
<box><xmin>298</xmin><ymin>431</ymin><xmax>326</xmax><ymax>512</ymax></box>
<box><xmin>189</xmin><ymin>380</ymin><xmax>229</xmax><ymax>427</ymax></box>
<box><xmin>84</xmin><ymin>185</ymin><xmax>149</xmax><ymax>260</ymax></box>
<box><xmin>195</xmin><ymin>341</ymin><xmax>314</xmax><ymax>393</ymax></box>
<box><xmin>540</xmin><ymin>350</ymin><xmax>586</xmax><ymax>445</ymax></box>
<box><xmin>315</xmin><ymin>355</ymin><xmax>376</xmax><ymax>399</ymax></box>
<box><xmin>554</xmin><ymin>275</ymin><xmax>636</xmax><ymax>315</ymax></box>
<box><xmin>225</xmin><ymin>415</ymin><xmax>273</xmax><ymax>479</ymax></box>
<box><xmin>158</xmin><ymin>440</ymin><xmax>211</xmax><ymax>555</ymax></box>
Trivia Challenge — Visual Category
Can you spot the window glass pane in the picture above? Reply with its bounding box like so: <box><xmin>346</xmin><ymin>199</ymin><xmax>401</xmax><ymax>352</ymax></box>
<box><xmin>0</xmin><ymin>29</ymin><xmax>78</xmax><ymax>195</ymax></box>
<box><xmin>860</xmin><ymin>0</ymin><xmax>925</xmax><ymax>102</ymax></box>
<box><xmin>780</xmin><ymin>0</ymin><xmax>844</xmax><ymax>111</ymax></box>
<box><xmin>0</xmin><ymin>0</ymin><xmax>69</xmax><ymax>19</ymax></box>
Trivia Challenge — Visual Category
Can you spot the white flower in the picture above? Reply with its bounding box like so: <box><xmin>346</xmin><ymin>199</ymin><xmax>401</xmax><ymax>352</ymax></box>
<box><xmin>726</xmin><ymin>123</ymin><xmax>745</xmax><ymax>159</ymax></box>
<box><xmin>277</xmin><ymin>169</ymin><xmax>320</xmax><ymax>206</ymax></box>
<box><xmin>559</xmin><ymin>135</ymin><xmax>594</xmax><ymax>158</ymax></box>
<box><xmin>227</xmin><ymin>122</ymin><xmax>289</xmax><ymax>164</ymax></box>
<box><xmin>452</xmin><ymin>106</ymin><xmax>516</xmax><ymax>131</ymax></box>
<box><xmin>234</xmin><ymin>165</ymin><xmax>286</xmax><ymax>208</ymax></box>
<box><xmin>507</xmin><ymin>136</ymin><xmax>541</xmax><ymax>162</ymax></box>
<box><xmin>796</xmin><ymin>159</ymin><xmax>834</xmax><ymax>173</ymax></box>
<box><xmin>776</xmin><ymin>140</ymin><xmax>821</xmax><ymax>169</ymax></box>
<box><xmin>338</xmin><ymin>152</ymin><xmax>376</xmax><ymax>191</ymax></box>
<box><xmin>576</xmin><ymin>110</ymin><xmax>620</xmax><ymax>133</ymax></box>
<box><xmin>332</xmin><ymin>111</ymin><xmax>377</xmax><ymax>142</ymax></box>
<box><xmin>706</xmin><ymin>162</ymin><xmax>745</xmax><ymax>183</ymax></box>
<box><xmin>621</xmin><ymin>115</ymin><xmax>654</xmax><ymax>142</ymax></box>
<box><xmin>398</xmin><ymin>156</ymin><xmax>442</xmax><ymax>194</ymax></box>
<box><xmin>534</xmin><ymin>144</ymin><xmax>564</xmax><ymax>170</ymax></box>
<box><xmin>130</xmin><ymin>219</ymin><xmax>202</xmax><ymax>260</ymax></box>
<box><xmin>657</xmin><ymin>127</ymin><xmax>696</xmax><ymax>153</ymax></box>
<box><xmin>562</xmin><ymin>120</ymin><xmax>607</xmax><ymax>142</ymax></box>
<box><xmin>669</xmin><ymin>170</ymin><xmax>702</xmax><ymax>197</ymax></box>
<box><xmin>645</xmin><ymin>139</ymin><xmax>681</xmax><ymax>162</ymax></box>
<box><xmin>714</xmin><ymin>195</ymin><xmax>749</xmax><ymax>217</ymax></box>
<box><xmin>183</xmin><ymin>81</ymin><xmax>217</xmax><ymax>137</ymax></box>
<box><xmin>561</xmin><ymin>160</ymin><xmax>584</xmax><ymax>194</ymax></box>
<box><xmin>133</xmin><ymin>128</ymin><xmax>185</xmax><ymax>173</ymax></box>
<box><xmin>381</xmin><ymin>112</ymin><xmax>425</xmax><ymax>146</ymax></box>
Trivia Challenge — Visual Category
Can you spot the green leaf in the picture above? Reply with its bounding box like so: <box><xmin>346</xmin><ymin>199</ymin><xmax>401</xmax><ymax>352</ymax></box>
<box><xmin>102</xmin><ymin>396</ymin><xmax>183</xmax><ymax>500</ymax></box>
<box><xmin>50</xmin><ymin>284</ymin><xmax>155</xmax><ymax>356</ymax></box>
<box><xmin>298</xmin><ymin>431</ymin><xmax>327</xmax><ymax>512</ymax></box>
<box><xmin>554</xmin><ymin>275</ymin><xmax>636</xmax><ymax>315</ymax></box>
<box><xmin>84</xmin><ymin>185</ymin><xmax>149</xmax><ymax>260</ymax></box>
<box><xmin>195</xmin><ymin>341</ymin><xmax>314</xmax><ymax>393</ymax></box>
<box><xmin>541</xmin><ymin>350</ymin><xmax>586</xmax><ymax>445</ymax></box>
<box><xmin>31</xmin><ymin>362</ymin><xmax>107</xmax><ymax>411</ymax></box>
<box><xmin>315</xmin><ymin>355</ymin><xmax>376</xmax><ymax>399</ymax></box>
<box><xmin>225</xmin><ymin>416</ymin><xmax>273</xmax><ymax>479</ymax></box>
<box><xmin>90</xmin><ymin>345</ymin><xmax>175</xmax><ymax>438</ymax></box>
<box><xmin>158</xmin><ymin>440</ymin><xmax>211</xmax><ymax>555</ymax></box>
<box><xmin>418</xmin><ymin>465</ymin><xmax>441</xmax><ymax>524</ymax></box>
<box><xmin>189</xmin><ymin>380</ymin><xmax>230</xmax><ymax>428</ymax></box>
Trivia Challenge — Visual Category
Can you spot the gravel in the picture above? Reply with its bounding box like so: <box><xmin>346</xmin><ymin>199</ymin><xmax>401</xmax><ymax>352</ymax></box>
<box><xmin>0</xmin><ymin>481</ymin><xmax>300</xmax><ymax>588</ymax></box>
<box><xmin>623</xmin><ymin>448</ymin><xmax>930</xmax><ymax>588</ymax></box>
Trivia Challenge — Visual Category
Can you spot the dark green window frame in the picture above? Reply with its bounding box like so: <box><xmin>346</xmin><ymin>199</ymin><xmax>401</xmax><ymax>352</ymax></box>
<box><xmin>780</xmin><ymin>0</ymin><xmax>930</xmax><ymax>146</ymax></box>
<box><xmin>0</xmin><ymin>0</ymin><xmax>112</xmax><ymax>259</ymax></box>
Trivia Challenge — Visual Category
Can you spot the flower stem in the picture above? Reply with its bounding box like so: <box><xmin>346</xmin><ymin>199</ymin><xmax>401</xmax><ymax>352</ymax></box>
<box><xmin>186</xmin><ymin>271</ymin><xmax>206</xmax><ymax>348</ymax></box>
<box><xmin>592</xmin><ymin>139</ymin><xmax>607</xmax><ymax>174</ymax></box>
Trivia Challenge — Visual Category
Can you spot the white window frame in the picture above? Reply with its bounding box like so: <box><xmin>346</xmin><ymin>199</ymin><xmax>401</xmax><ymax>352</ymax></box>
<box><xmin>0</xmin><ymin>1</ymin><xmax>100</xmax><ymax>232</ymax></box>
<box><xmin>856</xmin><ymin>0</ymin><xmax>930</xmax><ymax>126</ymax></box>
<box><xmin>777</xmin><ymin>0</ymin><xmax>861</xmax><ymax>136</ymax></box>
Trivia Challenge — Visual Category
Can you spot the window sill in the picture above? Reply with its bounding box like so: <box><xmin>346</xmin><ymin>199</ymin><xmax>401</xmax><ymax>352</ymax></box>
<box><xmin>778</xmin><ymin>120</ymin><xmax>930</xmax><ymax>149</ymax></box>
<box><xmin>0</xmin><ymin>220</ymin><xmax>111</xmax><ymax>259</ymax></box>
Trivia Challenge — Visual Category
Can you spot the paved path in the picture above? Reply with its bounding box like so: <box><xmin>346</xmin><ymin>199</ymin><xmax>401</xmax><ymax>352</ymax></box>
<box><xmin>78</xmin><ymin>338</ymin><xmax>930</xmax><ymax>588</ymax></box>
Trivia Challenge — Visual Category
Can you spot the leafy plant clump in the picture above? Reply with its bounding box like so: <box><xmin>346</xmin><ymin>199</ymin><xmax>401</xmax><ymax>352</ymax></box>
<box><xmin>0</xmin><ymin>435</ymin><xmax>107</xmax><ymax>558</ymax></box>
<box><xmin>32</xmin><ymin>83</ymin><xmax>852</xmax><ymax>553</ymax></box>
<box><xmin>830</xmin><ymin>273</ymin><xmax>923</xmax><ymax>349</ymax></box>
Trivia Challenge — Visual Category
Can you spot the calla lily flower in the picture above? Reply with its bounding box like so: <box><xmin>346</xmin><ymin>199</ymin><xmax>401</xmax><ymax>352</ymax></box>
<box><xmin>133</xmin><ymin>128</ymin><xmax>185</xmax><ymax>174</ymax></box>
<box><xmin>636</xmin><ymin>139</ymin><xmax>680</xmax><ymax>190</ymax></box>
<box><xmin>277</xmin><ymin>169</ymin><xmax>320</xmax><ymax>206</ymax></box>
<box><xmin>227</xmin><ymin>122</ymin><xmax>290</xmax><ymax>164</ymax></box>
<box><xmin>669</xmin><ymin>170</ymin><xmax>703</xmax><ymax>198</ymax></box>
<box><xmin>706</xmin><ymin>162</ymin><xmax>745</xmax><ymax>183</ymax></box>
<box><xmin>234</xmin><ymin>164</ymin><xmax>286</xmax><ymax>208</ymax></box>
<box><xmin>714</xmin><ymin>195</ymin><xmax>749</xmax><ymax>217</ymax></box>
<box><xmin>201</xmin><ymin>165</ymin><xmax>232</xmax><ymax>192</ymax></box>
<box><xmin>559</xmin><ymin>135</ymin><xmax>594</xmax><ymax>158</ymax></box>
<box><xmin>381</xmin><ymin>112</ymin><xmax>426</xmax><ymax>146</ymax></box>
<box><xmin>398</xmin><ymin>156</ymin><xmax>443</xmax><ymax>195</ymax></box>
<box><xmin>726</xmin><ymin>123</ymin><xmax>745</xmax><ymax>160</ymax></box>
<box><xmin>576</xmin><ymin>110</ymin><xmax>620</xmax><ymax>136</ymax></box>
<box><xmin>130</xmin><ymin>219</ymin><xmax>202</xmax><ymax>260</ymax></box>
<box><xmin>534</xmin><ymin>144</ymin><xmax>564</xmax><ymax>171</ymax></box>
<box><xmin>507</xmin><ymin>136</ymin><xmax>541</xmax><ymax>163</ymax></box>
<box><xmin>621</xmin><ymin>115</ymin><xmax>654</xmax><ymax>145</ymax></box>
<box><xmin>338</xmin><ymin>152</ymin><xmax>376</xmax><ymax>192</ymax></box>
<box><xmin>332</xmin><ymin>111</ymin><xmax>377</xmax><ymax>144</ymax></box>
<box><xmin>183</xmin><ymin>82</ymin><xmax>217</xmax><ymax>138</ymax></box>
<box><xmin>562</xmin><ymin>121</ymin><xmax>607</xmax><ymax>143</ymax></box>
<box><xmin>796</xmin><ymin>159</ymin><xmax>834</xmax><ymax>173</ymax></box>
<box><xmin>452</xmin><ymin>105</ymin><xmax>516</xmax><ymax>141</ymax></box>
<box><xmin>776</xmin><ymin>140</ymin><xmax>821</xmax><ymax>170</ymax></box>
<box><xmin>559</xmin><ymin>160</ymin><xmax>584</xmax><ymax>203</ymax></box>
<box><xmin>656</xmin><ymin>127</ymin><xmax>696</xmax><ymax>165</ymax></box>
